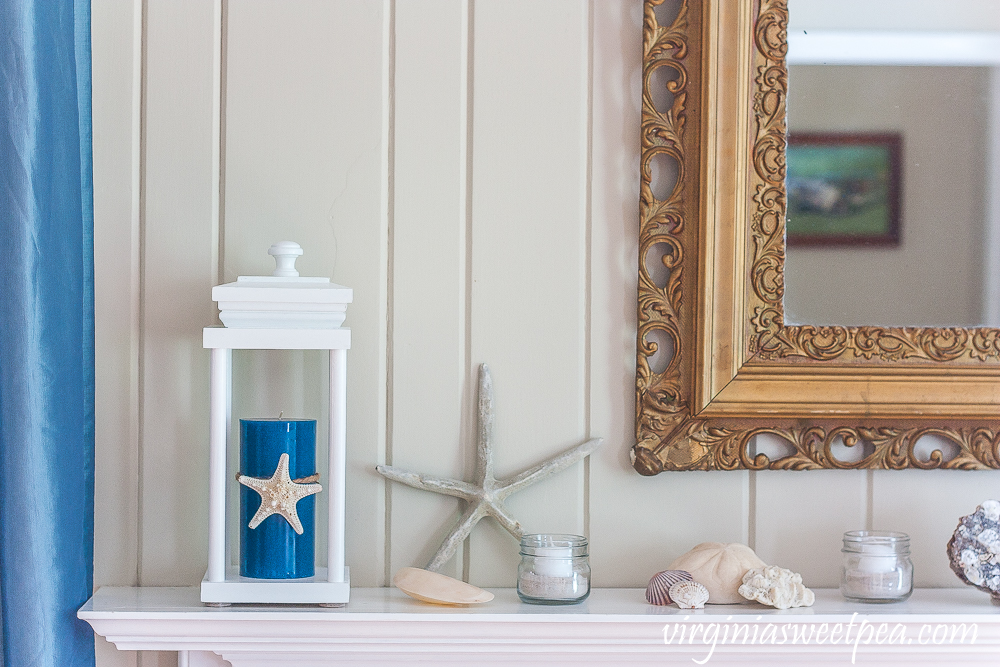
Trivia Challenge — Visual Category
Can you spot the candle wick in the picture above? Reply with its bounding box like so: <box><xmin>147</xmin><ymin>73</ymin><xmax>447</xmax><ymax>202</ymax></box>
<box><xmin>278</xmin><ymin>411</ymin><xmax>284</xmax><ymax>420</ymax></box>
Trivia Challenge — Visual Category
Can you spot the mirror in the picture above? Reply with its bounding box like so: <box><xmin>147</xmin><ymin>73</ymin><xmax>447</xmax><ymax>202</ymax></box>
<box><xmin>633</xmin><ymin>0</ymin><xmax>1000</xmax><ymax>474</ymax></box>
<box><xmin>783</xmin><ymin>1</ymin><xmax>1000</xmax><ymax>327</ymax></box>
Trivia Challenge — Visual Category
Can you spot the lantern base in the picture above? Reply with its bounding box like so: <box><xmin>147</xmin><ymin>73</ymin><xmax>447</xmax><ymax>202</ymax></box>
<box><xmin>200</xmin><ymin>567</ymin><xmax>350</xmax><ymax>605</ymax></box>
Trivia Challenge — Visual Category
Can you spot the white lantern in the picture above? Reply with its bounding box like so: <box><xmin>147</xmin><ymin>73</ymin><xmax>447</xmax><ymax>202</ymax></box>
<box><xmin>200</xmin><ymin>242</ymin><xmax>352</xmax><ymax>606</ymax></box>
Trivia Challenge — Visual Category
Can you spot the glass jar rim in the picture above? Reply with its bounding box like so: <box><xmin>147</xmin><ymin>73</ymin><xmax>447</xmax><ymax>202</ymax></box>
<box><xmin>520</xmin><ymin>533</ymin><xmax>588</xmax><ymax>557</ymax></box>
<box><xmin>843</xmin><ymin>530</ymin><xmax>910</xmax><ymax>542</ymax></box>
<box><xmin>842</xmin><ymin>530</ymin><xmax>910</xmax><ymax>555</ymax></box>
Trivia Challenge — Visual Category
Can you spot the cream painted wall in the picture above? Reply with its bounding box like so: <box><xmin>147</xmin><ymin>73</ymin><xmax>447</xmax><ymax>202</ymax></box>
<box><xmin>90</xmin><ymin>2</ymin><xmax>1000</xmax><ymax>666</ymax></box>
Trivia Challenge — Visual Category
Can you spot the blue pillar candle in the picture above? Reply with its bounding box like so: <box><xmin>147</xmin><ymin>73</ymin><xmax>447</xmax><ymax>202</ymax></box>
<box><xmin>239</xmin><ymin>418</ymin><xmax>318</xmax><ymax>579</ymax></box>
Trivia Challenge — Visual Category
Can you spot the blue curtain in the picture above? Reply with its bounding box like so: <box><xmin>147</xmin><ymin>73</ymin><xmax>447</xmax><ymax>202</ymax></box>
<box><xmin>0</xmin><ymin>0</ymin><xmax>95</xmax><ymax>665</ymax></box>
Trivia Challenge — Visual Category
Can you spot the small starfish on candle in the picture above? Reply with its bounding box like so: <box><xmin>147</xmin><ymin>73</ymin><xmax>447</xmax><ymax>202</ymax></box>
<box><xmin>238</xmin><ymin>453</ymin><xmax>322</xmax><ymax>535</ymax></box>
<box><xmin>376</xmin><ymin>364</ymin><xmax>602</xmax><ymax>571</ymax></box>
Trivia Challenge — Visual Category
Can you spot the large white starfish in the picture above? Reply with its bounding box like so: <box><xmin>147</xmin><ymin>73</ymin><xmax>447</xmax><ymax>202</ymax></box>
<box><xmin>376</xmin><ymin>364</ymin><xmax>602</xmax><ymax>571</ymax></box>
<box><xmin>238</xmin><ymin>453</ymin><xmax>322</xmax><ymax>535</ymax></box>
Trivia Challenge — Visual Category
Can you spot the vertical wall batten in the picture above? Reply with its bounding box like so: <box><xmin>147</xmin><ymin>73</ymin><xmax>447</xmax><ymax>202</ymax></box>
<box><xmin>460</xmin><ymin>0</ymin><xmax>475</xmax><ymax>583</ymax></box>
<box><xmin>381</xmin><ymin>0</ymin><xmax>396</xmax><ymax>587</ymax></box>
<box><xmin>374</xmin><ymin>0</ymin><xmax>393</xmax><ymax>589</ymax></box>
<box><xmin>215</xmin><ymin>0</ymin><xmax>228</xmax><ymax>287</ymax></box>
<box><xmin>582</xmin><ymin>0</ymin><xmax>596</xmax><ymax>541</ymax></box>
<box><xmin>210</xmin><ymin>0</ymin><xmax>222</xmax><ymax>289</ymax></box>
<box><xmin>134</xmin><ymin>1</ymin><xmax>148</xmax><ymax>662</ymax></box>
<box><xmin>134</xmin><ymin>0</ymin><xmax>147</xmax><ymax>592</ymax></box>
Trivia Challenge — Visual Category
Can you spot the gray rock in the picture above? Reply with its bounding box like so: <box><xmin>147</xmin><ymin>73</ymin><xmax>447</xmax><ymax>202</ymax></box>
<box><xmin>947</xmin><ymin>500</ymin><xmax>1000</xmax><ymax>599</ymax></box>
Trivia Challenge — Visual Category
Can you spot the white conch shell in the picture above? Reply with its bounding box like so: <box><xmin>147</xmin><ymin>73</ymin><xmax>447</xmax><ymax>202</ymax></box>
<box><xmin>668</xmin><ymin>542</ymin><xmax>765</xmax><ymax>604</ymax></box>
<box><xmin>668</xmin><ymin>580</ymin><xmax>710</xmax><ymax>609</ymax></box>
<box><xmin>738</xmin><ymin>565</ymin><xmax>815</xmax><ymax>609</ymax></box>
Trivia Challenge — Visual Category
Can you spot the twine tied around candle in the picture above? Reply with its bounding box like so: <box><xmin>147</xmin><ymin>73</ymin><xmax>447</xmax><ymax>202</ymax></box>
<box><xmin>236</xmin><ymin>471</ymin><xmax>320</xmax><ymax>484</ymax></box>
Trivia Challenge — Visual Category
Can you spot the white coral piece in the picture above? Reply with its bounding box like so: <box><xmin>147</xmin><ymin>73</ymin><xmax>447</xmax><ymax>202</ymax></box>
<box><xmin>738</xmin><ymin>565</ymin><xmax>815</xmax><ymax>610</ymax></box>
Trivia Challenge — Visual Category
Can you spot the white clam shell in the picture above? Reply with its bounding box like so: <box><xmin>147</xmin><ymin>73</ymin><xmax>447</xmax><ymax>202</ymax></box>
<box><xmin>393</xmin><ymin>567</ymin><xmax>494</xmax><ymax>605</ymax></box>
<box><xmin>668</xmin><ymin>580</ymin><xmax>710</xmax><ymax>609</ymax></box>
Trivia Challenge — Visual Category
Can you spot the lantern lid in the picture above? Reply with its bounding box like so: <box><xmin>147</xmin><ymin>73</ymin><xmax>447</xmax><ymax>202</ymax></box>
<box><xmin>212</xmin><ymin>242</ymin><xmax>352</xmax><ymax>329</ymax></box>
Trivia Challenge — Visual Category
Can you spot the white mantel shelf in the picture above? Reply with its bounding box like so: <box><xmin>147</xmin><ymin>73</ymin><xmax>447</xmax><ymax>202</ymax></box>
<box><xmin>81</xmin><ymin>586</ymin><xmax>1000</xmax><ymax>666</ymax></box>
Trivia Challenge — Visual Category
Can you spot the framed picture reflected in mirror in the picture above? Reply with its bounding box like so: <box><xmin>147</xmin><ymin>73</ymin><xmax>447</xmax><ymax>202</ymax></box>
<box><xmin>786</xmin><ymin>133</ymin><xmax>902</xmax><ymax>247</ymax></box>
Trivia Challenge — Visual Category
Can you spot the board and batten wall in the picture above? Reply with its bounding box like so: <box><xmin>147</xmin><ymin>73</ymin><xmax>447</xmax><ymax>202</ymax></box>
<box><xmin>90</xmin><ymin>1</ymin><xmax>1000</xmax><ymax>666</ymax></box>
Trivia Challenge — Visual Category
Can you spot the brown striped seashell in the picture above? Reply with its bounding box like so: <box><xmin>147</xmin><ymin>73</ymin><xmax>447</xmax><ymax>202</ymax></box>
<box><xmin>645</xmin><ymin>570</ymin><xmax>694</xmax><ymax>605</ymax></box>
<box><xmin>668</xmin><ymin>580</ymin><xmax>710</xmax><ymax>609</ymax></box>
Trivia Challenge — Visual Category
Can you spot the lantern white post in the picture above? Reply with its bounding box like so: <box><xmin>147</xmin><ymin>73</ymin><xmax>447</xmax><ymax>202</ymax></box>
<box><xmin>328</xmin><ymin>348</ymin><xmax>347</xmax><ymax>583</ymax></box>
<box><xmin>208</xmin><ymin>347</ymin><xmax>229</xmax><ymax>583</ymax></box>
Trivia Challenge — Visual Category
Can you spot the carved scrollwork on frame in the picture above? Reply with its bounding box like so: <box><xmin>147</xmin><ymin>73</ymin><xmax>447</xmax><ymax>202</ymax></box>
<box><xmin>754</xmin><ymin>324</ymin><xmax>1000</xmax><ymax>364</ymax></box>
<box><xmin>635</xmin><ymin>422</ymin><xmax>1000</xmax><ymax>474</ymax></box>
<box><xmin>633</xmin><ymin>0</ymin><xmax>1000</xmax><ymax>474</ymax></box>
<box><xmin>746</xmin><ymin>0</ymin><xmax>788</xmax><ymax>356</ymax></box>
<box><xmin>635</xmin><ymin>0</ymin><xmax>692</xmax><ymax>464</ymax></box>
<box><xmin>743</xmin><ymin>0</ymin><xmax>1000</xmax><ymax>365</ymax></box>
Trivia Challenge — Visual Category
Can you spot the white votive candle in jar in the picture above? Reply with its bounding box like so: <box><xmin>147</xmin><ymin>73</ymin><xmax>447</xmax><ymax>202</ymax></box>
<box><xmin>841</xmin><ymin>531</ymin><xmax>913</xmax><ymax>603</ymax></box>
<box><xmin>531</xmin><ymin>546</ymin><xmax>575</xmax><ymax>577</ymax></box>
<box><xmin>517</xmin><ymin>534</ymin><xmax>590</xmax><ymax>605</ymax></box>
<box><xmin>855</xmin><ymin>542</ymin><xmax>898</xmax><ymax>574</ymax></box>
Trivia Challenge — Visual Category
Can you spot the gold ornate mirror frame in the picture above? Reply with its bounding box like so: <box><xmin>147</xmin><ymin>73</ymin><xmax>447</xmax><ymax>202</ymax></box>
<box><xmin>633</xmin><ymin>0</ymin><xmax>1000</xmax><ymax>474</ymax></box>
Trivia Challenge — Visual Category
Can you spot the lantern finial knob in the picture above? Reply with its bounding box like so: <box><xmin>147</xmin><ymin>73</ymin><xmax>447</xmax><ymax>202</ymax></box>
<box><xmin>268</xmin><ymin>241</ymin><xmax>304</xmax><ymax>277</ymax></box>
